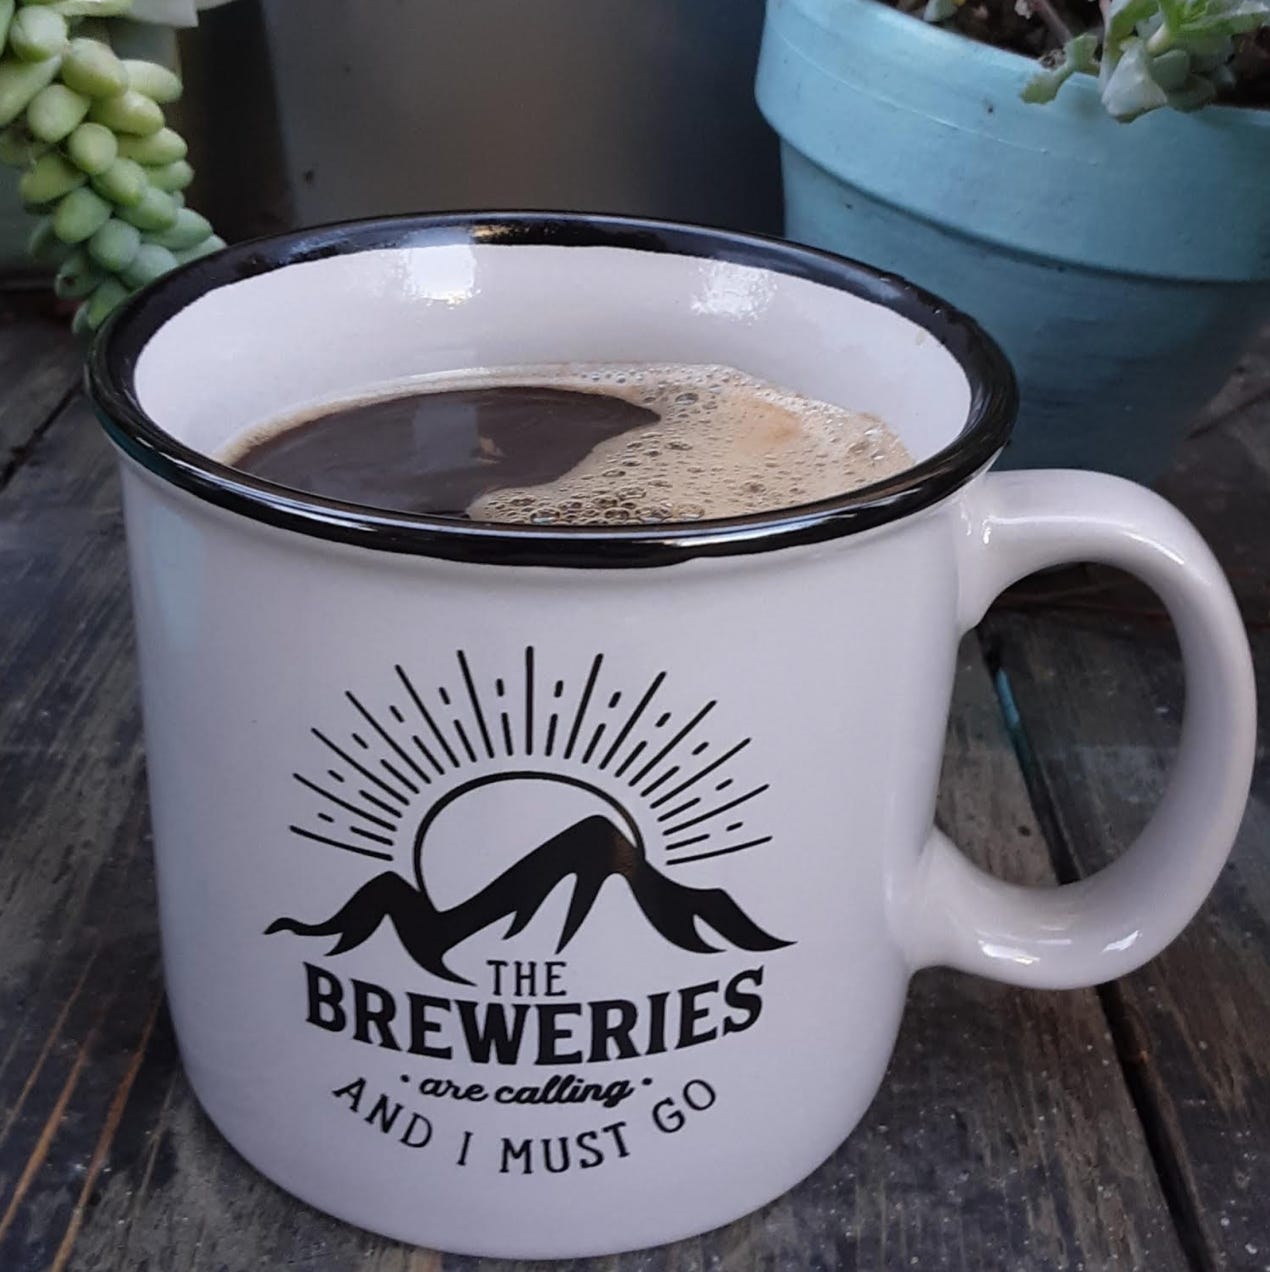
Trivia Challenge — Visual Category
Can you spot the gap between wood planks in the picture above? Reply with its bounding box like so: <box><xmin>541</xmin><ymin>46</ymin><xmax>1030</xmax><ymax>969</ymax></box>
<box><xmin>978</xmin><ymin>629</ymin><xmax>1214</xmax><ymax>1272</ymax></box>
<box><xmin>0</xmin><ymin>382</ymin><xmax>79</xmax><ymax>494</ymax></box>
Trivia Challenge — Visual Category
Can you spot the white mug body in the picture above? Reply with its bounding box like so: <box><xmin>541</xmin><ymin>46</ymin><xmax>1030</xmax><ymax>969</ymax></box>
<box><xmin>89</xmin><ymin>216</ymin><xmax>1254</xmax><ymax>1260</ymax></box>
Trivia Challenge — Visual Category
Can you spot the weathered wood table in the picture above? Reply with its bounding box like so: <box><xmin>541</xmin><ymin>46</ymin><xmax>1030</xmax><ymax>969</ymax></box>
<box><xmin>0</xmin><ymin>288</ymin><xmax>1266</xmax><ymax>1271</ymax></box>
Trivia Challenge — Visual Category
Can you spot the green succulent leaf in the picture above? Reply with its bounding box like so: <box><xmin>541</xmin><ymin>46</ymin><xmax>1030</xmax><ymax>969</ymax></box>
<box><xmin>1146</xmin><ymin>0</ymin><xmax>1270</xmax><ymax>60</ymax></box>
<box><xmin>1022</xmin><ymin>63</ymin><xmax>1068</xmax><ymax>103</ymax></box>
<box><xmin>923</xmin><ymin>0</ymin><xmax>959</xmax><ymax>23</ymax></box>
<box><xmin>1021</xmin><ymin>33</ymin><xmax>1100</xmax><ymax>102</ymax></box>
<box><xmin>1189</xmin><ymin>35</ymin><xmax>1236</xmax><ymax>68</ymax></box>
<box><xmin>1166</xmin><ymin>71</ymin><xmax>1219</xmax><ymax>106</ymax></box>
<box><xmin>0</xmin><ymin>1</ymin><xmax>224</xmax><ymax>330</ymax></box>
<box><xmin>1106</xmin><ymin>0</ymin><xmax>1162</xmax><ymax>49</ymax></box>
<box><xmin>1149</xmin><ymin>46</ymin><xmax>1192</xmax><ymax>86</ymax></box>
<box><xmin>1100</xmin><ymin>35</ymin><xmax>1170</xmax><ymax>117</ymax></box>
<box><xmin>1024</xmin><ymin>0</ymin><xmax>1259</xmax><ymax>119</ymax></box>
<box><xmin>1175</xmin><ymin>0</ymin><xmax>1270</xmax><ymax>36</ymax></box>
<box><xmin>1068</xmin><ymin>31</ymin><xmax>1103</xmax><ymax>71</ymax></box>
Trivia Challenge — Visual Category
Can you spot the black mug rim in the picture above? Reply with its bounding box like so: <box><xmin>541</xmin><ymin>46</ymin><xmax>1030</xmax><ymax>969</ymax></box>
<box><xmin>87</xmin><ymin>211</ymin><xmax>1017</xmax><ymax>569</ymax></box>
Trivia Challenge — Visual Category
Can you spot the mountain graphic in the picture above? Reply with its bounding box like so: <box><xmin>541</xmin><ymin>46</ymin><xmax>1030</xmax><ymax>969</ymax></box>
<box><xmin>266</xmin><ymin>814</ymin><xmax>791</xmax><ymax>985</ymax></box>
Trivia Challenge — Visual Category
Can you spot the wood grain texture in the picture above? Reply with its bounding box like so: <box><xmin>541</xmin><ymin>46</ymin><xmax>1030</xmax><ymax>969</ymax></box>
<box><xmin>0</xmin><ymin>293</ymin><xmax>80</xmax><ymax>481</ymax></box>
<box><xmin>985</xmin><ymin>612</ymin><xmax>1270</xmax><ymax>1272</ymax></box>
<box><xmin>0</xmin><ymin>393</ymin><xmax>161</xmax><ymax>1272</ymax></box>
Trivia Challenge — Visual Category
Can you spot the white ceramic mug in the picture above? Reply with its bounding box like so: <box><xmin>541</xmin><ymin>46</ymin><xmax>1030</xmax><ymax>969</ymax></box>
<box><xmin>88</xmin><ymin>214</ymin><xmax>1256</xmax><ymax>1261</ymax></box>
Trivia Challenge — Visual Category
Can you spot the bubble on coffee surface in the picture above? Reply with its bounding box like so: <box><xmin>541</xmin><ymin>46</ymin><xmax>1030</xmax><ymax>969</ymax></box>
<box><xmin>467</xmin><ymin>364</ymin><xmax>911</xmax><ymax>525</ymax></box>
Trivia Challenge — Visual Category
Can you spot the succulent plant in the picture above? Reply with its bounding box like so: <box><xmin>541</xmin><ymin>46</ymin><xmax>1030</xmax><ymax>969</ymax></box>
<box><xmin>0</xmin><ymin>0</ymin><xmax>223</xmax><ymax>332</ymax></box>
<box><xmin>924</xmin><ymin>0</ymin><xmax>1270</xmax><ymax>118</ymax></box>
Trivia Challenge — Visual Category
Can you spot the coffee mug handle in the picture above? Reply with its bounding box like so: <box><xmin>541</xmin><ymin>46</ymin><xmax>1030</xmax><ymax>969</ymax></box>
<box><xmin>896</xmin><ymin>469</ymin><xmax>1256</xmax><ymax>989</ymax></box>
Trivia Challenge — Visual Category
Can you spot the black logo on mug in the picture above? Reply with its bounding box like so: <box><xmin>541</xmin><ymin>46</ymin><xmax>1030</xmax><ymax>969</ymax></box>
<box><xmin>267</xmin><ymin>649</ymin><xmax>791</xmax><ymax>983</ymax></box>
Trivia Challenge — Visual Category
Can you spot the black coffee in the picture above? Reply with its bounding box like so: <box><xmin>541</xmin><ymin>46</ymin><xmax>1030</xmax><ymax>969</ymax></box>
<box><xmin>223</xmin><ymin>365</ymin><xmax>911</xmax><ymax>525</ymax></box>
<box><xmin>228</xmin><ymin>384</ymin><xmax>657</xmax><ymax>519</ymax></box>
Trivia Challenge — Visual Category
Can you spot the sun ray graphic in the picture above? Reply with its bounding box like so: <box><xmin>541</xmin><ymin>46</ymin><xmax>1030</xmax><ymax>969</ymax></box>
<box><xmin>288</xmin><ymin>647</ymin><xmax>774</xmax><ymax>871</ymax></box>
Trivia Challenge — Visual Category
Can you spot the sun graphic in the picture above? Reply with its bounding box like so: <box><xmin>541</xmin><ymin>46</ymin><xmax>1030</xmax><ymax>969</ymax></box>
<box><xmin>288</xmin><ymin>647</ymin><xmax>774</xmax><ymax>875</ymax></box>
<box><xmin>269</xmin><ymin>648</ymin><xmax>791</xmax><ymax>981</ymax></box>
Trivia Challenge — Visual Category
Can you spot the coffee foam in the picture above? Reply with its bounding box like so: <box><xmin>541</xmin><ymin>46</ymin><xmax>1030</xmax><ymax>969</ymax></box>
<box><xmin>220</xmin><ymin>363</ymin><xmax>913</xmax><ymax>526</ymax></box>
<box><xmin>465</xmin><ymin>364</ymin><xmax>912</xmax><ymax>525</ymax></box>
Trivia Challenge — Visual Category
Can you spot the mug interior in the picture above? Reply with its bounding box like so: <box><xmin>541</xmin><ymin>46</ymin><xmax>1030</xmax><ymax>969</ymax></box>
<box><xmin>89</xmin><ymin>214</ymin><xmax>1015</xmax><ymax>566</ymax></box>
<box><xmin>135</xmin><ymin>243</ymin><xmax>969</xmax><ymax>466</ymax></box>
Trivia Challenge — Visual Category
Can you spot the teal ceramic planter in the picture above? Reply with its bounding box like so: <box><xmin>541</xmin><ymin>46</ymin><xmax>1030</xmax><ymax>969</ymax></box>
<box><xmin>756</xmin><ymin>0</ymin><xmax>1270</xmax><ymax>480</ymax></box>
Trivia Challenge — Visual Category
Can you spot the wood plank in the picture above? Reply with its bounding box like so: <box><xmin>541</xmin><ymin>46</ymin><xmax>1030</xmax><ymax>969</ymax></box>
<box><xmin>0</xmin><ymin>293</ymin><xmax>80</xmax><ymax>482</ymax></box>
<box><xmin>1</xmin><ymin>399</ymin><xmax>1183</xmax><ymax>1268</ymax></box>
<box><xmin>983</xmin><ymin>369</ymin><xmax>1270</xmax><ymax>1271</ymax></box>
<box><xmin>985</xmin><ymin>612</ymin><xmax>1270</xmax><ymax>1272</ymax></box>
<box><xmin>0</xmin><ymin>396</ymin><xmax>160</xmax><ymax>1272</ymax></box>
